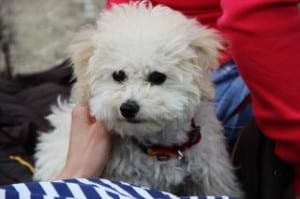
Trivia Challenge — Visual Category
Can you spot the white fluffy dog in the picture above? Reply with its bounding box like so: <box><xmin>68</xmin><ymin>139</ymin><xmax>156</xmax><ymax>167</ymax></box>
<box><xmin>34</xmin><ymin>3</ymin><xmax>243</xmax><ymax>197</ymax></box>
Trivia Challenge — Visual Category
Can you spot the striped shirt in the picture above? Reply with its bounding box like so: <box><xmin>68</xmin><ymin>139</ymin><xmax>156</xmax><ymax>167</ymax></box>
<box><xmin>0</xmin><ymin>178</ymin><xmax>235</xmax><ymax>199</ymax></box>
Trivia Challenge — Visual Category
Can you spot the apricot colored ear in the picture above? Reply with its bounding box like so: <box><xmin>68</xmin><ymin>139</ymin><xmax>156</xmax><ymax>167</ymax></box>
<box><xmin>191</xmin><ymin>27</ymin><xmax>223</xmax><ymax>71</ymax></box>
<box><xmin>190</xmin><ymin>27</ymin><xmax>223</xmax><ymax>101</ymax></box>
<box><xmin>68</xmin><ymin>26</ymin><xmax>95</xmax><ymax>103</ymax></box>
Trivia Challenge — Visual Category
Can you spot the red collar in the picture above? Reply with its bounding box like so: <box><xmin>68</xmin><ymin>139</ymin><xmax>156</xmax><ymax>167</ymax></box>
<box><xmin>132</xmin><ymin>120</ymin><xmax>201</xmax><ymax>161</ymax></box>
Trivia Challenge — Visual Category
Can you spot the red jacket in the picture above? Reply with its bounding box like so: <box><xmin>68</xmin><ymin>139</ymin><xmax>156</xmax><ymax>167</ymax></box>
<box><xmin>106</xmin><ymin>0</ymin><xmax>300</xmax><ymax>194</ymax></box>
<box><xmin>218</xmin><ymin>0</ymin><xmax>300</xmax><ymax>193</ymax></box>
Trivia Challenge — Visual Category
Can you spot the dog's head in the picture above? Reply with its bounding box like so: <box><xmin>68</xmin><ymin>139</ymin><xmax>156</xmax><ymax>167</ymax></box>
<box><xmin>69</xmin><ymin>3</ymin><xmax>222</xmax><ymax>137</ymax></box>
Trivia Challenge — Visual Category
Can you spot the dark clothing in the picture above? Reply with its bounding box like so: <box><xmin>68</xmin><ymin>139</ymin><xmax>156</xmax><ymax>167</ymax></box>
<box><xmin>0</xmin><ymin>61</ymin><xmax>73</xmax><ymax>185</ymax></box>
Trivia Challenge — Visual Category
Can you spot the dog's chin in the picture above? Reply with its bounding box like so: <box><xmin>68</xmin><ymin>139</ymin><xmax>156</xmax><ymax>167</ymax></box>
<box><xmin>113</xmin><ymin>118</ymin><xmax>164</xmax><ymax>136</ymax></box>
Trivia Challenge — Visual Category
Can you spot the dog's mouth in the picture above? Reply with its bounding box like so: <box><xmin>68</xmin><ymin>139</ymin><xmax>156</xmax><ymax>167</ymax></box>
<box><xmin>125</xmin><ymin>118</ymin><xmax>143</xmax><ymax>124</ymax></box>
<box><xmin>117</xmin><ymin>118</ymin><xmax>144</xmax><ymax>124</ymax></box>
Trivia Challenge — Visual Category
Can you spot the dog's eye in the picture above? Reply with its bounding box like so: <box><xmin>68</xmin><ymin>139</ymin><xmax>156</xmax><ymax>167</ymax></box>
<box><xmin>112</xmin><ymin>70</ymin><xmax>127</xmax><ymax>83</ymax></box>
<box><xmin>148</xmin><ymin>71</ymin><xmax>166</xmax><ymax>85</ymax></box>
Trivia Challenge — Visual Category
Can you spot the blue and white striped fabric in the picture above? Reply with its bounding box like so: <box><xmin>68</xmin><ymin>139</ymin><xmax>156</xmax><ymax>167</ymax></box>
<box><xmin>0</xmin><ymin>178</ymin><xmax>235</xmax><ymax>199</ymax></box>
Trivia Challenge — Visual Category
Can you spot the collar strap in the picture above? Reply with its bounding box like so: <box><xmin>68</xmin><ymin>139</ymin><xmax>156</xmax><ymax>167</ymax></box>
<box><xmin>132</xmin><ymin>119</ymin><xmax>201</xmax><ymax>161</ymax></box>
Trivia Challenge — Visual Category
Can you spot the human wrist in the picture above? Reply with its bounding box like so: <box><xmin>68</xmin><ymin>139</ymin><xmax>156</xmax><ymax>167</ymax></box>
<box><xmin>54</xmin><ymin>164</ymin><xmax>83</xmax><ymax>180</ymax></box>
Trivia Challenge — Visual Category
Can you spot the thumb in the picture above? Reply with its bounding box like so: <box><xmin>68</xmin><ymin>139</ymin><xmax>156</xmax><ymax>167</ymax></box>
<box><xmin>71</xmin><ymin>105</ymin><xmax>94</xmax><ymax>132</ymax></box>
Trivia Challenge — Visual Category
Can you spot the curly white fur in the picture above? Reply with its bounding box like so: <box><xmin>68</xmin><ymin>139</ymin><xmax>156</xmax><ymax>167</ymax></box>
<box><xmin>34</xmin><ymin>3</ymin><xmax>243</xmax><ymax>197</ymax></box>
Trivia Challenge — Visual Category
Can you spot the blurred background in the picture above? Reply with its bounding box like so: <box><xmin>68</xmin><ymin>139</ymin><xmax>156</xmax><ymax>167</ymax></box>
<box><xmin>0</xmin><ymin>0</ymin><xmax>105</xmax><ymax>75</ymax></box>
<box><xmin>0</xmin><ymin>0</ymin><xmax>105</xmax><ymax>184</ymax></box>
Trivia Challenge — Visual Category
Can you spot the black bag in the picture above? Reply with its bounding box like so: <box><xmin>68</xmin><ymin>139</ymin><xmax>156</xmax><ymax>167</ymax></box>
<box><xmin>231</xmin><ymin>119</ymin><xmax>295</xmax><ymax>199</ymax></box>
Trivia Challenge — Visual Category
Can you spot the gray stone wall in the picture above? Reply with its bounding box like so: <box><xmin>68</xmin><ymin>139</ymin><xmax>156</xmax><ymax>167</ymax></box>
<box><xmin>0</xmin><ymin>0</ymin><xmax>105</xmax><ymax>74</ymax></box>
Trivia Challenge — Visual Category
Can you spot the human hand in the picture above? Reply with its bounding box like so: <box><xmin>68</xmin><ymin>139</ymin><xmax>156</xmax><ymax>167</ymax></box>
<box><xmin>55</xmin><ymin>104</ymin><xmax>110</xmax><ymax>179</ymax></box>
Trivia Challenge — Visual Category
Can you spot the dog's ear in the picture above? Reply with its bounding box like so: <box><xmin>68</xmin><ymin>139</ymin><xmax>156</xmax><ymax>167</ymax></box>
<box><xmin>190</xmin><ymin>27</ymin><xmax>223</xmax><ymax>101</ymax></box>
<box><xmin>68</xmin><ymin>26</ymin><xmax>96</xmax><ymax>103</ymax></box>
<box><xmin>191</xmin><ymin>27</ymin><xmax>223</xmax><ymax>70</ymax></box>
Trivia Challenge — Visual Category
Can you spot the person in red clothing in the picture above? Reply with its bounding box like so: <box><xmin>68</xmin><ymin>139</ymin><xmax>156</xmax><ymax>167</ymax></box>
<box><xmin>218</xmin><ymin>0</ymin><xmax>300</xmax><ymax>197</ymax></box>
<box><xmin>105</xmin><ymin>0</ymin><xmax>300</xmax><ymax>197</ymax></box>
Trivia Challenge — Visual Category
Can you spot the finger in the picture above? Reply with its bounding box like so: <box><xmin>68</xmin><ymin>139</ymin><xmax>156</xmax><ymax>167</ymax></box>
<box><xmin>80</xmin><ymin>122</ymin><xmax>111</xmax><ymax>176</ymax></box>
<box><xmin>86</xmin><ymin>121</ymin><xmax>111</xmax><ymax>157</ymax></box>
<box><xmin>71</xmin><ymin>105</ymin><xmax>94</xmax><ymax>131</ymax></box>
<box><xmin>90</xmin><ymin>121</ymin><xmax>110</xmax><ymax>142</ymax></box>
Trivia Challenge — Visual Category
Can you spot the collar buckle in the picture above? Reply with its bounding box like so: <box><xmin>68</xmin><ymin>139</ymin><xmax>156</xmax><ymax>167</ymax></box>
<box><xmin>177</xmin><ymin>150</ymin><xmax>184</xmax><ymax>160</ymax></box>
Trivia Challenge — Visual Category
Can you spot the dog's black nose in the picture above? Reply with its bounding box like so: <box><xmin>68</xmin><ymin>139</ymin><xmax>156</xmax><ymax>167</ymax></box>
<box><xmin>120</xmin><ymin>100</ymin><xmax>140</xmax><ymax>119</ymax></box>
